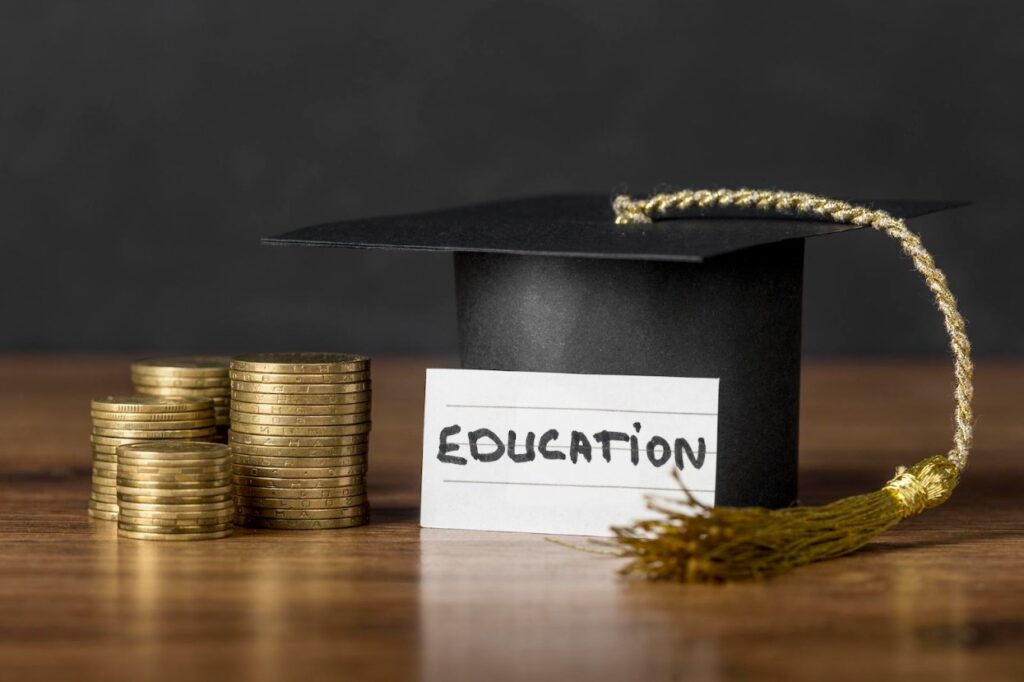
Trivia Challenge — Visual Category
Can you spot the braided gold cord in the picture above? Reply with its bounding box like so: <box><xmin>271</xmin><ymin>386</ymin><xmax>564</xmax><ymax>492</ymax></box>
<box><xmin>612</xmin><ymin>189</ymin><xmax>973</xmax><ymax>472</ymax></box>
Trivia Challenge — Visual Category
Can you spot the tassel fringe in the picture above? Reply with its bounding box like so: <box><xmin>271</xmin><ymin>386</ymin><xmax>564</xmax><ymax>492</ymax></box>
<box><xmin>606</xmin><ymin>455</ymin><xmax>959</xmax><ymax>583</ymax></box>
<box><xmin>584</xmin><ymin>189</ymin><xmax>976</xmax><ymax>583</ymax></box>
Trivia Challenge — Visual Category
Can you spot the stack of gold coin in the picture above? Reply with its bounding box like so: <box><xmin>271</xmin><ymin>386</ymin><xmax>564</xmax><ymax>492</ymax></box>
<box><xmin>116</xmin><ymin>441</ymin><xmax>234</xmax><ymax>540</ymax></box>
<box><xmin>131</xmin><ymin>356</ymin><xmax>231</xmax><ymax>442</ymax></box>
<box><xmin>228</xmin><ymin>352</ymin><xmax>371</xmax><ymax>529</ymax></box>
<box><xmin>89</xmin><ymin>395</ymin><xmax>217</xmax><ymax>521</ymax></box>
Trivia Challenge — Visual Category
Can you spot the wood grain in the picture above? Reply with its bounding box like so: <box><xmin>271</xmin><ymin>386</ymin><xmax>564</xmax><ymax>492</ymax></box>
<box><xmin>0</xmin><ymin>356</ymin><xmax>1022</xmax><ymax>681</ymax></box>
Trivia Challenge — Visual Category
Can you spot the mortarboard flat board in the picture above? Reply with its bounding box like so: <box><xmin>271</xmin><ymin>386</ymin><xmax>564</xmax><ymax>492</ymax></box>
<box><xmin>264</xmin><ymin>194</ymin><xmax>964</xmax><ymax>509</ymax></box>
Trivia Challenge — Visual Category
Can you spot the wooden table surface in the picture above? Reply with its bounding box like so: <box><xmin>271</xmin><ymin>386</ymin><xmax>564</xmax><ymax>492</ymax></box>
<box><xmin>0</xmin><ymin>356</ymin><xmax>1021</xmax><ymax>681</ymax></box>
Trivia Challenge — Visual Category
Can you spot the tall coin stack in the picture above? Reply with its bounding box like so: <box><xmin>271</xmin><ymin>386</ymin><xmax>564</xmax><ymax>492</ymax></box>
<box><xmin>89</xmin><ymin>396</ymin><xmax>217</xmax><ymax>521</ymax></box>
<box><xmin>116</xmin><ymin>441</ymin><xmax>234</xmax><ymax>540</ymax></box>
<box><xmin>228</xmin><ymin>353</ymin><xmax>371</xmax><ymax>529</ymax></box>
<box><xmin>131</xmin><ymin>357</ymin><xmax>232</xmax><ymax>442</ymax></box>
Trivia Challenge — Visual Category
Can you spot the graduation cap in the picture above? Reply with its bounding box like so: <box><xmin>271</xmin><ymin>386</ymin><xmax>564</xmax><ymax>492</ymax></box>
<box><xmin>265</xmin><ymin>191</ymin><xmax>964</xmax><ymax>516</ymax></box>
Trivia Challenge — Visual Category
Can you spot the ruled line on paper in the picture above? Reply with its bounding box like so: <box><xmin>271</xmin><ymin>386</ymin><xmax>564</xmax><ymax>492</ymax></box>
<box><xmin>448</xmin><ymin>442</ymin><xmax>718</xmax><ymax>456</ymax></box>
<box><xmin>445</xmin><ymin>404</ymin><xmax>717</xmax><ymax>417</ymax></box>
<box><xmin>442</xmin><ymin>479</ymin><xmax>714</xmax><ymax>494</ymax></box>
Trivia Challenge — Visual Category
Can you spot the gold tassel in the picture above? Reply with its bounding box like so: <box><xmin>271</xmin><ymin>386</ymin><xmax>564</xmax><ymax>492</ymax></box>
<box><xmin>595</xmin><ymin>188</ymin><xmax>974</xmax><ymax>583</ymax></box>
<box><xmin>609</xmin><ymin>455</ymin><xmax>959</xmax><ymax>582</ymax></box>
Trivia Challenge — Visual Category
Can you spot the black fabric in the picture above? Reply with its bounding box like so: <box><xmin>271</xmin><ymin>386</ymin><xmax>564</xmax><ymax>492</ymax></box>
<box><xmin>455</xmin><ymin>243</ymin><xmax>804</xmax><ymax>508</ymax></box>
<box><xmin>264</xmin><ymin>194</ymin><xmax>964</xmax><ymax>263</ymax></box>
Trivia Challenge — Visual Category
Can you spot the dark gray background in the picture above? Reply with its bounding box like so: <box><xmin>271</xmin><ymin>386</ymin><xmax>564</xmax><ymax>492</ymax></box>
<box><xmin>2</xmin><ymin>1</ymin><xmax>1021</xmax><ymax>356</ymax></box>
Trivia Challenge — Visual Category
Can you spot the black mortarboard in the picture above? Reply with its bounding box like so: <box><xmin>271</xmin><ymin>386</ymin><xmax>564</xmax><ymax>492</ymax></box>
<box><xmin>264</xmin><ymin>194</ymin><xmax>962</xmax><ymax>509</ymax></box>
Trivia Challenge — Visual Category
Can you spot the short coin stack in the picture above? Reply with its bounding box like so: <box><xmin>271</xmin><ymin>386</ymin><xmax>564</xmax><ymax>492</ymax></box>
<box><xmin>116</xmin><ymin>441</ymin><xmax>234</xmax><ymax>540</ymax></box>
<box><xmin>229</xmin><ymin>352</ymin><xmax>371</xmax><ymax>529</ymax></box>
<box><xmin>89</xmin><ymin>395</ymin><xmax>217</xmax><ymax>521</ymax></box>
<box><xmin>131</xmin><ymin>357</ymin><xmax>231</xmax><ymax>442</ymax></box>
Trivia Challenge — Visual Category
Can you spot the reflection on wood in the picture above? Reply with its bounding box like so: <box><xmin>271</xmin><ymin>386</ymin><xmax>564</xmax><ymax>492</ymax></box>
<box><xmin>0</xmin><ymin>356</ymin><xmax>1021</xmax><ymax>680</ymax></box>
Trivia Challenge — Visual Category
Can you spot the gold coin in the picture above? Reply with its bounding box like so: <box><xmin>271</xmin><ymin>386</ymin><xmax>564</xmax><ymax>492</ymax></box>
<box><xmin>228</xmin><ymin>441</ymin><xmax>368</xmax><ymax>458</ymax></box>
<box><xmin>93</xmin><ymin>426</ymin><xmax>218</xmax><ymax>439</ymax></box>
<box><xmin>228</xmin><ymin>370</ymin><xmax>371</xmax><ymax>385</ymax></box>
<box><xmin>93</xmin><ymin>459</ymin><xmax>117</xmax><ymax>471</ymax></box>
<box><xmin>117</xmin><ymin>501</ymin><xmax>234</xmax><ymax>512</ymax></box>
<box><xmin>88</xmin><ymin>508</ymin><xmax>119</xmax><ymax>521</ymax></box>
<box><xmin>92</xmin><ymin>417</ymin><xmax>217</xmax><ymax>431</ymax></box>
<box><xmin>230</xmin><ymin>432</ymin><xmax>368</xmax><ymax>447</ymax></box>
<box><xmin>231</xmin><ymin>454</ymin><xmax>367</xmax><ymax>468</ymax></box>
<box><xmin>118</xmin><ymin>528</ymin><xmax>233</xmax><ymax>541</ymax></box>
<box><xmin>230</xmin><ymin>353</ymin><xmax>369</xmax><ymax>374</ymax></box>
<box><xmin>118</xmin><ymin>447</ymin><xmax>228</xmax><ymax>459</ymax></box>
<box><xmin>232</xmin><ymin>485</ymin><xmax>364</xmax><ymax>499</ymax></box>
<box><xmin>91</xmin><ymin>492</ymin><xmax>118</xmax><ymax>504</ymax></box>
<box><xmin>93</xmin><ymin>434</ymin><xmax>212</xmax><ymax>448</ymax></box>
<box><xmin>229</xmin><ymin>422</ymin><xmax>371</xmax><ymax>437</ymax></box>
<box><xmin>92</xmin><ymin>444</ymin><xmax>120</xmax><ymax>456</ymax></box>
<box><xmin>92</xmin><ymin>483</ymin><xmax>117</xmax><ymax>496</ymax></box>
<box><xmin>116</xmin><ymin>469</ymin><xmax>229</xmax><ymax>481</ymax></box>
<box><xmin>118</xmin><ymin>522</ymin><xmax>232</xmax><ymax>534</ymax></box>
<box><xmin>119</xmin><ymin>517</ymin><xmax>234</xmax><ymax>530</ymax></box>
<box><xmin>118</xmin><ymin>499</ymin><xmax>235</xmax><ymax>513</ymax></box>
<box><xmin>117</xmin><ymin>484</ymin><xmax>233</xmax><ymax>497</ymax></box>
<box><xmin>118</xmin><ymin>503</ymin><xmax>234</xmax><ymax>516</ymax></box>
<box><xmin>90</xmin><ymin>409</ymin><xmax>213</xmax><ymax>422</ymax></box>
<box><xmin>233</xmin><ymin>464</ymin><xmax>366</xmax><ymax>479</ymax></box>
<box><xmin>229</xmin><ymin>411</ymin><xmax>369</xmax><ymax>426</ymax></box>
<box><xmin>234</xmin><ymin>516</ymin><xmax>368</xmax><ymax>530</ymax></box>
<box><xmin>119</xmin><ymin>504</ymin><xmax>235</xmax><ymax>518</ymax></box>
<box><xmin>232</xmin><ymin>474</ymin><xmax>364</xmax><ymax>489</ymax></box>
<box><xmin>230</xmin><ymin>390</ymin><xmax>370</xmax><ymax>406</ymax></box>
<box><xmin>131</xmin><ymin>356</ymin><xmax>231</xmax><ymax>377</ymax></box>
<box><xmin>118</xmin><ymin>519</ymin><xmax>233</xmax><ymax>531</ymax></box>
<box><xmin>93</xmin><ymin>454</ymin><xmax>118</xmax><ymax>465</ymax></box>
<box><xmin>234</xmin><ymin>502</ymin><xmax>367</xmax><ymax>520</ymax></box>
<box><xmin>118</xmin><ymin>510</ymin><xmax>236</xmax><ymax>525</ymax></box>
<box><xmin>135</xmin><ymin>385</ymin><xmax>231</xmax><ymax>398</ymax></box>
<box><xmin>229</xmin><ymin>380</ymin><xmax>370</xmax><ymax>395</ymax></box>
<box><xmin>115</xmin><ymin>476</ymin><xmax>231</xmax><ymax>488</ymax></box>
<box><xmin>117</xmin><ymin>441</ymin><xmax>229</xmax><ymax>460</ymax></box>
<box><xmin>118</xmin><ymin>517</ymin><xmax>233</xmax><ymax>529</ymax></box>
<box><xmin>116</xmin><ymin>476</ymin><xmax>232</xmax><ymax>489</ymax></box>
<box><xmin>234</xmin><ymin>490</ymin><xmax>366</xmax><ymax>509</ymax></box>
<box><xmin>118</xmin><ymin>491</ymin><xmax>234</xmax><ymax>505</ymax></box>
<box><xmin>92</xmin><ymin>435</ymin><xmax>150</xmax><ymax>448</ymax></box>
<box><xmin>89</xmin><ymin>499</ymin><xmax>119</xmax><ymax>513</ymax></box>
<box><xmin>229</xmin><ymin>400</ymin><xmax>371</xmax><ymax>416</ymax></box>
<box><xmin>91</xmin><ymin>395</ymin><xmax>213</xmax><ymax>414</ymax></box>
<box><xmin>115</xmin><ymin>462</ymin><xmax>231</xmax><ymax>477</ymax></box>
<box><xmin>132</xmin><ymin>374</ymin><xmax>230</xmax><ymax>389</ymax></box>
<box><xmin>116</xmin><ymin>458</ymin><xmax>230</xmax><ymax>471</ymax></box>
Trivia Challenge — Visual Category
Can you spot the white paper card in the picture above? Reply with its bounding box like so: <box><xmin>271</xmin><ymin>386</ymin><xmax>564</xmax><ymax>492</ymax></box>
<box><xmin>420</xmin><ymin>369</ymin><xmax>719</xmax><ymax>537</ymax></box>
